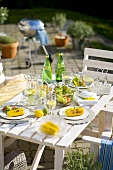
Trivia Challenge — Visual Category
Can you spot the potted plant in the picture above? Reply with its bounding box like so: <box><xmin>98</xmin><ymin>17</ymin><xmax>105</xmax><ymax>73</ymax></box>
<box><xmin>63</xmin><ymin>149</ymin><xmax>102</xmax><ymax>170</ymax></box>
<box><xmin>52</xmin><ymin>13</ymin><xmax>68</xmax><ymax>47</ymax></box>
<box><xmin>67</xmin><ymin>20</ymin><xmax>95</xmax><ymax>51</ymax></box>
<box><xmin>0</xmin><ymin>35</ymin><xmax>19</xmax><ymax>58</ymax></box>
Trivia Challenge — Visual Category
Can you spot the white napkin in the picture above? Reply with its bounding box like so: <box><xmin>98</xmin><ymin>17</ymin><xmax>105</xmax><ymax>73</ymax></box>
<box><xmin>74</xmin><ymin>94</ymin><xmax>100</xmax><ymax>106</ymax></box>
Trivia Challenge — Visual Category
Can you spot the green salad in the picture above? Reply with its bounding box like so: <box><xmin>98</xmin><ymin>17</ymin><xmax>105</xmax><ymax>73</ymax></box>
<box><xmin>55</xmin><ymin>85</ymin><xmax>75</xmax><ymax>104</ymax></box>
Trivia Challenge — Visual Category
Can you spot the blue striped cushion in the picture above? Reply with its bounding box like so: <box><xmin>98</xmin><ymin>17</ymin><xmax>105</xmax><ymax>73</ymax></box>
<box><xmin>99</xmin><ymin>139</ymin><xmax>113</xmax><ymax>170</ymax></box>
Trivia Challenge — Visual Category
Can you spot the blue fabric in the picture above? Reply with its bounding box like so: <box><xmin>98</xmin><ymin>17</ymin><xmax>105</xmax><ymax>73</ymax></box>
<box><xmin>99</xmin><ymin>139</ymin><xmax>113</xmax><ymax>170</ymax></box>
<box><xmin>35</xmin><ymin>29</ymin><xmax>49</xmax><ymax>45</ymax></box>
<box><xmin>108</xmin><ymin>141</ymin><xmax>113</xmax><ymax>170</ymax></box>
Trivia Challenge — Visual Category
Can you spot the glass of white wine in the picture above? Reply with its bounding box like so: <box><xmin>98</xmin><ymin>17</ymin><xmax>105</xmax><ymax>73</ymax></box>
<box><xmin>46</xmin><ymin>93</ymin><xmax>56</xmax><ymax>115</ymax></box>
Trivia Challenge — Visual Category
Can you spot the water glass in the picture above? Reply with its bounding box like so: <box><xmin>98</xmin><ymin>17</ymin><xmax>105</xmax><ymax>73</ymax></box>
<box><xmin>82</xmin><ymin>72</ymin><xmax>94</xmax><ymax>87</ymax></box>
<box><xmin>37</xmin><ymin>84</ymin><xmax>47</xmax><ymax>106</ymax></box>
<box><xmin>24</xmin><ymin>73</ymin><xmax>38</xmax><ymax>106</ymax></box>
<box><xmin>62</xmin><ymin>71</ymin><xmax>72</xmax><ymax>85</ymax></box>
<box><xmin>46</xmin><ymin>93</ymin><xmax>56</xmax><ymax>114</ymax></box>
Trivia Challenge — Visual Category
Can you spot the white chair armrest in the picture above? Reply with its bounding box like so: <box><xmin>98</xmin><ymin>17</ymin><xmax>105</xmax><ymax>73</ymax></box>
<box><xmin>82</xmin><ymin>136</ymin><xmax>101</xmax><ymax>145</ymax></box>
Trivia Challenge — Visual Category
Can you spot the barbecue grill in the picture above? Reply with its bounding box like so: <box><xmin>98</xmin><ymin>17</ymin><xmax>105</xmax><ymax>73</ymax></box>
<box><xmin>18</xmin><ymin>18</ymin><xmax>49</xmax><ymax>68</ymax></box>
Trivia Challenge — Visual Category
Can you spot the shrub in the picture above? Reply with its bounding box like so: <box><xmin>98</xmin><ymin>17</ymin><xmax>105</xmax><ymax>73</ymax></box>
<box><xmin>63</xmin><ymin>149</ymin><xmax>102</xmax><ymax>170</ymax></box>
<box><xmin>0</xmin><ymin>7</ymin><xmax>9</xmax><ymax>24</ymax></box>
<box><xmin>67</xmin><ymin>20</ymin><xmax>95</xmax><ymax>41</ymax></box>
<box><xmin>0</xmin><ymin>36</ymin><xmax>17</xmax><ymax>44</ymax></box>
<box><xmin>52</xmin><ymin>13</ymin><xmax>66</xmax><ymax>33</ymax></box>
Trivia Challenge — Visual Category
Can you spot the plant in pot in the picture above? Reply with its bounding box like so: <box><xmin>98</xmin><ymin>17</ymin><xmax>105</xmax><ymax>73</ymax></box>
<box><xmin>0</xmin><ymin>35</ymin><xmax>19</xmax><ymax>59</ymax></box>
<box><xmin>63</xmin><ymin>149</ymin><xmax>102</xmax><ymax>170</ymax></box>
<box><xmin>67</xmin><ymin>20</ymin><xmax>95</xmax><ymax>51</ymax></box>
<box><xmin>52</xmin><ymin>13</ymin><xmax>68</xmax><ymax>47</ymax></box>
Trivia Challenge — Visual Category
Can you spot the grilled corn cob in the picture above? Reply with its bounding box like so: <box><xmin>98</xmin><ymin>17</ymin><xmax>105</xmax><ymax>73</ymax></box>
<box><xmin>65</xmin><ymin>107</ymin><xmax>84</xmax><ymax>117</ymax></box>
<box><xmin>7</xmin><ymin>108</ymin><xmax>24</xmax><ymax>117</ymax></box>
<box><xmin>47</xmin><ymin>121</ymin><xmax>60</xmax><ymax>130</ymax></box>
<box><xmin>40</xmin><ymin>121</ymin><xmax>60</xmax><ymax>136</ymax></box>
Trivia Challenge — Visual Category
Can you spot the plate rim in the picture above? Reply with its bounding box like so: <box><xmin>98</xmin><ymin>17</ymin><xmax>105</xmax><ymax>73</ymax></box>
<box><xmin>75</xmin><ymin>95</ymin><xmax>100</xmax><ymax>102</ymax></box>
<box><xmin>0</xmin><ymin>107</ymin><xmax>29</xmax><ymax>120</ymax></box>
<box><xmin>69</xmin><ymin>83</ymin><xmax>88</xmax><ymax>89</ymax></box>
<box><xmin>59</xmin><ymin>106</ymin><xmax>89</xmax><ymax>120</ymax></box>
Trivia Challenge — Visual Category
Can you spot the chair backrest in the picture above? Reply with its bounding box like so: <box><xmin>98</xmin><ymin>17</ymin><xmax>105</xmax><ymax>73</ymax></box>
<box><xmin>82</xmin><ymin>48</ymin><xmax>113</xmax><ymax>83</ymax></box>
<box><xmin>0</xmin><ymin>62</ymin><xmax>5</xmax><ymax>86</ymax></box>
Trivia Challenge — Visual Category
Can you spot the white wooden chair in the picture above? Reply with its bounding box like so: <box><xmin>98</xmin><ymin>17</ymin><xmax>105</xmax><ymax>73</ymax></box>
<box><xmin>83</xmin><ymin>47</ymin><xmax>113</xmax><ymax>82</ymax></box>
<box><xmin>81</xmin><ymin>48</ymin><xmax>113</xmax><ymax>138</ymax></box>
<box><xmin>82</xmin><ymin>100</ymin><xmax>113</xmax><ymax>161</ymax></box>
<box><xmin>0</xmin><ymin>63</ymin><xmax>5</xmax><ymax>87</ymax></box>
<box><xmin>0</xmin><ymin>62</ymin><xmax>12</xmax><ymax>88</ymax></box>
<box><xmin>82</xmin><ymin>136</ymin><xmax>113</xmax><ymax>164</ymax></box>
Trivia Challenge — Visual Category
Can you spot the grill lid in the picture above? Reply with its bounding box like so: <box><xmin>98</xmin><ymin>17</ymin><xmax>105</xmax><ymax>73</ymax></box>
<box><xmin>18</xmin><ymin>18</ymin><xmax>45</xmax><ymax>38</ymax></box>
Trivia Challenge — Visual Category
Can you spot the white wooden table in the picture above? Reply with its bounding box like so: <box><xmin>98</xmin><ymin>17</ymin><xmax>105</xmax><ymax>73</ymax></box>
<box><xmin>0</xmin><ymin>87</ymin><xmax>113</xmax><ymax>170</ymax></box>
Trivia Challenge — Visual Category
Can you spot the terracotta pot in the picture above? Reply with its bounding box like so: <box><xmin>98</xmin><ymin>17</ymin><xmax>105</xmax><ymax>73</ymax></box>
<box><xmin>54</xmin><ymin>34</ymin><xmax>68</xmax><ymax>47</ymax></box>
<box><xmin>0</xmin><ymin>41</ymin><xmax>19</xmax><ymax>58</ymax></box>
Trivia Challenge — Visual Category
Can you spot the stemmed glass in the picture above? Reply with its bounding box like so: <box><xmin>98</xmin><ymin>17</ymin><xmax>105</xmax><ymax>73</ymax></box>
<box><xmin>46</xmin><ymin>92</ymin><xmax>56</xmax><ymax>115</ymax></box>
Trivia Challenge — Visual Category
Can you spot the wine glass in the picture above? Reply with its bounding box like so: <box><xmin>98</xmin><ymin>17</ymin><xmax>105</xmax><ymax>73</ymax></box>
<box><xmin>46</xmin><ymin>93</ymin><xmax>56</xmax><ymax>115</ymax></box>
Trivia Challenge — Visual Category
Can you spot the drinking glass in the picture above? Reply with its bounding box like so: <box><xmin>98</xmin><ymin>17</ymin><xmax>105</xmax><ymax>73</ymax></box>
<box><xmin>62</xmin><ymin>71</ymin><xmax>72</xmax><ymax>85</ymax></box>
<box><xmin>23</xmin><ymin>73</ymin><xmax>38</xmax><ymax>106</ymax></box>
<box><xmin>37</xmin><ymin>84</ymin><xmax>47</xmax><ymax>107</ymax></box>
<box><xmin>82</xmin><ymin>72</ymin><xmax>94</xmax><ymax>87</ymax></box>
<box><xmin>46</xmin><ymin>93</ymin><xmax>56</xmax><ymax>114</ymax></box>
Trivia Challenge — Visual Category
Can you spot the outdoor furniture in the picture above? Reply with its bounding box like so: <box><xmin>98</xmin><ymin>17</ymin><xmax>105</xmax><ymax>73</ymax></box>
<box><xmin>4</xmin><ymin>151</ymin><xmax>27</xmax><ymax>170</ymax></box>
<box><xmin>0</xmin><ymin>80</ymin><xmax>113</xmax><ymax>170</ymax></box>
<box><xmin>83</xmin><ymin>47</ymin><xmax>113</xmax><ymax>82</ymax></box>
<box><xmin>82</xmin><ymin>96</ymin><xmax>113</xmax><ymax>162</ymax></box>
<box><xmin>82</xmin><ymin>47</ymin><xmax>113</xmax><ymax>138</ymax></box>
<box><xmin>0</xmin><ymin>62</ymin><xmax>5</xmax><ymax>87</ymax></box>
<box><xmin>82</xmin><ymin>136</ymin><xmax>113</xmax><ymax>169</ymax></box>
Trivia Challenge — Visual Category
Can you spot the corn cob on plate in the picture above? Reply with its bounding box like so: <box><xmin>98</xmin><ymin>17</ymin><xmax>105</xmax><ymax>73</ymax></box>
<box><xmin>0</xmin><ymin>106</ymin><xmax>29</xmax><ymax>120</ymax></box>
<box><xmin>59</xmin><ymin>106</ymin><xmax>89</xmax><ymax>120</ymax></box>
<box><xmin>35</xmin><ymin>115</ymin><xmax>68</xmax><ymax>137</ymax></box>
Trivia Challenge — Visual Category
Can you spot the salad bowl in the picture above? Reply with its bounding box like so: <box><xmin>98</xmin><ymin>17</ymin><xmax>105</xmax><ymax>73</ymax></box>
<box><xmin>55</xmin><ymin>85</ymin><xmax>75</xmax><ymax>105</ymax></box>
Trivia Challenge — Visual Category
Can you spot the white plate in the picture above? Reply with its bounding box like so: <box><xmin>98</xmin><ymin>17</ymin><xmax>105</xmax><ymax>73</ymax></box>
<box><xmin>69</xmin><ymin>82</ymin><xmax>88</xmax><ymax>89</ymax></box>
<box><xmin>74</xmin><ymin>95</ymin><xmax>100</xmax><ymax>106</ymax></box>
<box><xmin>0</xmin><ymin>107</ymin><xmax>29</xmax><ymax>120</ymax></box>
<box><xmin>79</xmin><ymin>91</ymin><xmax>97</xmax><ymax>98</ymax></box>
<box><xmin>59</xmin><ymin>106</ymin><xmax>89</xmax><ymax>120</ymax></box>
<box><xmin>35</xmin><ymin>115</ymin><xmax>68</xmax><ymax>137</ymax></box>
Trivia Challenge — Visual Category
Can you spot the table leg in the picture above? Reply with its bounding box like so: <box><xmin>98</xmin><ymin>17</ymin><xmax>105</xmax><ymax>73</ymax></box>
<box><xmin>99</xmin><ymin>110</ymin><xmax>112</xmax><ymax>138</ymax></box>
<box><xmin>55</xmin><ymin>147</ymin><xmax>65</xmax><ymax>170</ymax></box>
<box><xmin>30</xmin><ymin>145</ymin><xmax>45</xmax><ymax>170</ymax></box>
<box><xmin>0</xmin><ymin>134</ymin><xmax>4</xmax><ymax>170</ymax></box>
